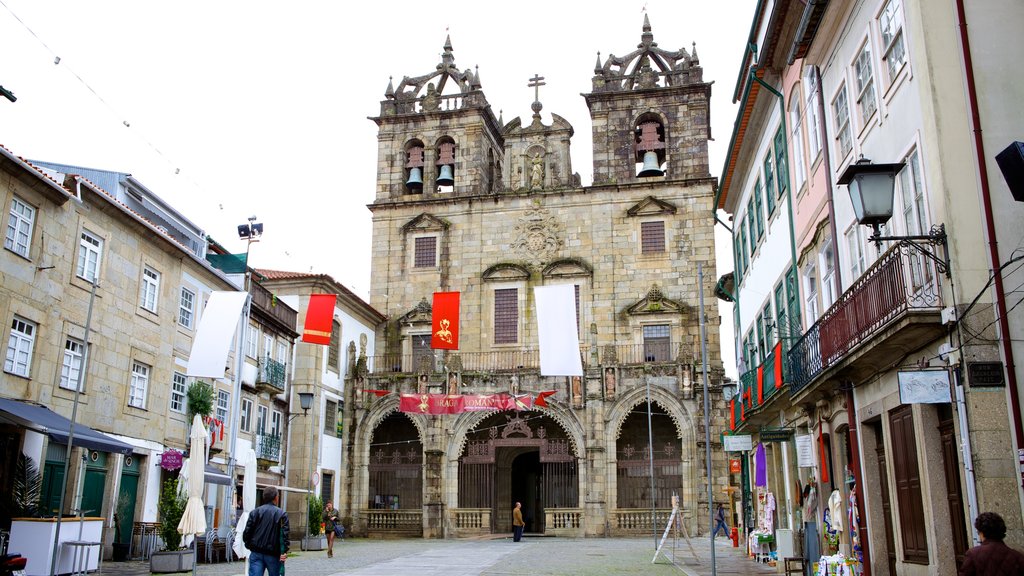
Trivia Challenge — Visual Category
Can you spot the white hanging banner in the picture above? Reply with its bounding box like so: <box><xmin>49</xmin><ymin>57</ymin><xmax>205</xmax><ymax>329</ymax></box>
<box><xmin>534</xmin><ymin>284</ymin><xmax>584</xmax><ymax>377</ymax></box>
<box><xmin>186</xmin><ymin>291</ymin><xmax>247</xmax><ymax>377</ymax></box>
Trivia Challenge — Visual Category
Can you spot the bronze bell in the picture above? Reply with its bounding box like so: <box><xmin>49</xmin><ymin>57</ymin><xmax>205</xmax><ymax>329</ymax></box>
<box><xmin>406</xmin><ymin>167</ymin><xmax>423</xmax><ymax>192</ymax></box>
<box><xmin>436</xmin><ymin>164</ymin><xmax>455</xmax><ymax>187</ymax></box>
<box><xmin>638</xmin><ymin>151</ymin><xmax>664</xmax><ymax>177</ymax></box>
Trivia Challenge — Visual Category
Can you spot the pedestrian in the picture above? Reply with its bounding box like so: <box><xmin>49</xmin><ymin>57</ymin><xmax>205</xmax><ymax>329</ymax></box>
<box><xmin>323</xmin><ymin>500</ymin><xmax>341</xmax><ymax>558</ymax></box>
<box><xmin>512</xmin><ymin>501</ymin><xmax>525</xmax><ymax>542</ymax></box>
<box><xmin>959</xmin><ymin>512</ymin><xmax>1024</xmax><ymax>575</ymax></box>
<box><xmin>713</xmin><ymin>503</ymin><xmax>730</xmax><ymax>538</ymax></box>
<box><xmin>242</xmin><ymin>486</ymin><xmax>289</xmax><ymax>576</ymax></box>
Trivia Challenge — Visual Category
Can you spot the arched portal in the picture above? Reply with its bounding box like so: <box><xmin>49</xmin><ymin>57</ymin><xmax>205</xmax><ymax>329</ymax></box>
<box><xmin>616</xmin><ymin>402</ymin><xmax>684</xmax><ymax>509</ymax></box>
<box><xmin>368</xmin><ymin>412</ymin><xmax>422</xmax><ymax>512</ymax></box>
<box><xmin>458</xmin><ymin>411</ymin><xmax>578</xmax><ymax>533</ymax></box>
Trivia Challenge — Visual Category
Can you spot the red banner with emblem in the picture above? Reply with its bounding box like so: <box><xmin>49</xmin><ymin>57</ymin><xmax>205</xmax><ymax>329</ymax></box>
<box><xmin>302</xmin><ymin>294</ymin><xmax>337</xmax><ymax>344</ymax></box>
<box><xmin>399</xmin><ymin>393</ymin><xmax>534</xmax><ymax>414</ymax></box>
<box><xmin>431</xmin><ymin>292</ymin><xmax>460</xmax><ymax>350</ymax></box>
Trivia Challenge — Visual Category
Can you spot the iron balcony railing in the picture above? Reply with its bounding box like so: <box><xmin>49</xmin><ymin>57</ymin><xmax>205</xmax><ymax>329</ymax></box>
<box><xmin>729</xmin><ymin>341</ymin><xmax>789</xmax><ymax>431</ymax></box>
<box><xmin>254</xmin><ymin>432</ymin><xmax>281</xmax><ymax>463</ymax></box>
<box><xmin>256</xmin><ymin>356</ymin><xmax>287</xmax><ymax>393</ymax></box>
<box><xmin>788</xmin><ymin>241</ymin><xmax>942</xmax><ymax>394</ymax></box>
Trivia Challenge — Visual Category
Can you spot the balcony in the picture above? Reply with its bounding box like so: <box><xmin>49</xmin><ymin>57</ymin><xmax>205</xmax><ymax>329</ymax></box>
<box><xmin>254</xmin><ymin>432</ymin><xmax>281</xmax><ymax>467</ymax></box>
<box><xmin>249</xmin><ymin>280</ymin><xmax>298</xmax><ymax>335</ymax></box>
<box><xmin>788</xmin><ymin>242</ymin><xmax>945</xmax><ymax>398</ymax></box>
<box><xmin>730</xmin><ymin>341</ymin><xmax>789</xmax><ymax>432</ymax></box>
<box><xmin>255</xmin><ymin>356</ymin><xmax>287</xmax><ymax>395</ymax></box>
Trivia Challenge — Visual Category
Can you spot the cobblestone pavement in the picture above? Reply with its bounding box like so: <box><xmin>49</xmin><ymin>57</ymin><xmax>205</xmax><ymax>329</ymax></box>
<box><xmin>96</xmin><ymin>536</ymin><xmax>777</xmax><ymax>576</ymax></box>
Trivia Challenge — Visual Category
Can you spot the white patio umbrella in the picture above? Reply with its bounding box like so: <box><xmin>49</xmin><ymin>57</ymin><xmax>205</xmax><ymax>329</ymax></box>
<box><xmin>177</xmin><ymin>456</ymin><xmax>194</xmax><ymax>548</ymax></box>
<box><xmin>232</xmin><ymin>447</ymin><xmax>257</xmax><ymax>563</ymax></box>
<box><xmin>177</xmin><ymin>415</ymin><xmax>208</xmax><ymax>576</ymax></box>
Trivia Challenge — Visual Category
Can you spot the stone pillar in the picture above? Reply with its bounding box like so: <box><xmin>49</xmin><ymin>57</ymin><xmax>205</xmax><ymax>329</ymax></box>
<box><xmin>422</xmin><ymin>448</ymin><xmax>445</xmax><ymax>538</ymax></box>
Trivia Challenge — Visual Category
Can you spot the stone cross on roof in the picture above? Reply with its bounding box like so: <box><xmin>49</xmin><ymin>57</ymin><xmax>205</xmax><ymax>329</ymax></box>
<box><xmin>528</xmin><ymin>74</ymin><xmax>546</xmax><ymax>117</ymax></box>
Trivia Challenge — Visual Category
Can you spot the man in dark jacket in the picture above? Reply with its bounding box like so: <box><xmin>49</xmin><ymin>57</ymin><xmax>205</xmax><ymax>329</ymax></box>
<box><xmin>960</xmin><ymin>512</ymin><xmax>1024</xmax><ymax>575</ymax></box>
<box><xmin>243</xmin><ymin>486</ymin><xmax>289</xmax><ymax>576</ymax></box>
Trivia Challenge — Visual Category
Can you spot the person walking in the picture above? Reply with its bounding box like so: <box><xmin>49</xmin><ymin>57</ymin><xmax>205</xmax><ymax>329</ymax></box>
<box><xmin>959</xmin><ymin>512</ymin><xmax>1024</xmax><ymax>575</ymax></box>
<box><xmin>323</xmin><ymin>500</ymin><xmax>341</xmax><ymax>558</ymax></box>
<box><xmin>713</xmin><ymin>503</ymin><xmax>730</xmax><ymax>538</ymax></box>
<box><xmin>512</xmin><ymin>502</ymin><xmax>525</xmax><ymax>542</ymax></box>
<box><xmin>243</xmin><ymin>486</ymin><xmax>290</xmax><ymax>576</ymax></box>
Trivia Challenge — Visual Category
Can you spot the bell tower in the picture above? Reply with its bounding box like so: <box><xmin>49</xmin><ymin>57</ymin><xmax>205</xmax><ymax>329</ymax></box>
<box><xmin>371</xmin><ymin>36</ymin><xmax>505</xmax><ymax>200</ymax></box>
<box><xmin>584</xmin><ymin>15</ymin><xmax>711</xmax><ymax>185</ymax></box>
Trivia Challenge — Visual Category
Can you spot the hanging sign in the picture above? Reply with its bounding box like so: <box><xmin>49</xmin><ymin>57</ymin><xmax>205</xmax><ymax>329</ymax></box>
<box><xmin>722</xmin><ymin>434</ymin><xmax>752</xmax><ymax>452</ymax></box>
<box><xmin>759</xmin><ymin>427</ymin><xmax>794</xmax><ymax>443</ymax></box>
<box><xmin>160</xmin><ymin>449</ymin><xmax>183</xmax><ymax>471</ymax></box>
<box><xmin>795</xmin><ymin>434</ymin><xmax>815</xmax><ymax>467</ymax></box>
<box><xmin>730</xmin><ymin>459</ymin><xmax>742</xmax><ymax>474</ymax></box>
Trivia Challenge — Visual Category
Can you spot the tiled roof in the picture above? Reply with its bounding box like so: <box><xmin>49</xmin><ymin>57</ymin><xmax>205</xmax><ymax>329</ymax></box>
<box><xmin>257</xmin><ymin>269</ymin><xmax>320</xmax><ymax>280</ymax></box>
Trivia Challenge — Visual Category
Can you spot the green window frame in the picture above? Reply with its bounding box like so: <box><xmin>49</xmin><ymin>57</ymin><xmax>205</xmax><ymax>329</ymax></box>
<box><xmin>775</xmin><ymin>126</ymin><xmax>789</xmax><ymax>197</ymax></box>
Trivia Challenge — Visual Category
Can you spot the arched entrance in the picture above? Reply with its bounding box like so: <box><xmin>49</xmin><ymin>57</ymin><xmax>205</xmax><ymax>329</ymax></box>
<box><xmin>366</xmin><ymin>412</ymin><xmax>423</xmax><ymax>534</ymax></box>
<box><xmin>616</xmin><ymin>402</ymin><xmax>684</xmax><ymax>509</ymax></box>
<box><xmin>458</xmin><ymin>412</ymin><xmax>577</xmax><ymax>534</ymax></box>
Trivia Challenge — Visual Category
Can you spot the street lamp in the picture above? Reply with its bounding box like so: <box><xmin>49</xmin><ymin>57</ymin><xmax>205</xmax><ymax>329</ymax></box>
<box><xmin>839</xmin><ymin>157</ymin><xmax>950</xmax><ymax>276</ymax></box>
<box><xmin>296</xmin><ymin>391</ymin><xmax>315</xmax><ymax>544</ymax></box>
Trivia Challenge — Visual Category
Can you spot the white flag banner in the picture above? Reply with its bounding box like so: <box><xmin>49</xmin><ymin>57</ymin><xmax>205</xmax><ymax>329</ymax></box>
<box><xmin>186</xmin><ymin>291</ymin><xmax>247</xmax><ymax>377</ymax></box>
<box><xmin>534</xmin><ymin>284</ymin><xmax>584</xmax><ymax>377</ymax></box>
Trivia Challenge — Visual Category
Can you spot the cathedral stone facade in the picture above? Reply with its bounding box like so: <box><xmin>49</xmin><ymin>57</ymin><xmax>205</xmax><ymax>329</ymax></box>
<box><xmin>340</xmin><ymin>17</ymin><xmax>729</xmax><ymax>539</ymax></box>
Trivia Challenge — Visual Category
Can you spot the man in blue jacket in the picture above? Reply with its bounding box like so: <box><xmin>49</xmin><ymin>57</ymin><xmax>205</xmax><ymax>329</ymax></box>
<box><xmin>243</xmin><ymin>486</ymin><xmax>290</xmax><ymax>576</ymax></box>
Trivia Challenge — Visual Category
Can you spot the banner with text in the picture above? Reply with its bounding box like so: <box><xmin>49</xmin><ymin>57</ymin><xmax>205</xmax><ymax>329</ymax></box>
<box><xmin>399</xmin><ymin>393</ymin><xmax>534</xmax><ymax>415</ymax></box>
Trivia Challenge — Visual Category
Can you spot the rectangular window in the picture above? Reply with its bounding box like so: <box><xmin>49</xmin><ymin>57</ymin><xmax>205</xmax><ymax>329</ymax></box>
<box><xmin>740</xmin><ymin>223</ymin><xmax>750</xmax><ymax>270</ymax></box>
<box><xmin>821</xmin><ymin>238</ymin><xmax>837</xmax><ymax>310</ymax></box>
<box><xmin>803</xmin><ymin>263</ymin><xmax>819</xmax><ymax>325</ymax></box>
<box><xmin>263</xmin><ymin>334</ymin><xmax>273</xmax><ymax>359</ymax></box>
<box><xmin>5</xmin><ymin>197</ymin><xmax>35</xmax><ymax>257</ymax></box>
<box><xmin>890</xmin><ymin>405</ymin><xmax>929</xmax><ymax>562</ymax></box>
<box><xmin>762</xmin><ymin>301</ymin><xmax>774</xmax><ymax>348</ymax></box>
<box><xmin>5</xmin><ymin>316</ymin><xmax>36</xmax><ymax>377</ymax></box>
<box><xmin>787</xmin><ymin>267</ymin><xmax>802</xmax><ymax>330</ymax></box>
<box><xmin>755</xmin><ymin>315</ymin><xmax>765</xmax><ymax>362</ymax></box>
<box><xmin>247</xmin><ymin>324</ymin><xmax>259</xmax><ymax>358</ymax></box>
<box><xmin>240</xmin><ymin>398</ymin><xmax>253</xmax><ymax>432</ymax></box>
<box><xmin>179</xmin><ymin>287</ymin><xmax>196</xmax><ymax>328</ymax></box>
<box><xmin>276</xmin><ymin>341</ymin><xmax>288</xmax><ymax>365</ymax></box>
<box><xmin>413</xmin><ymin>236</ymin><xmax>437</xmax><ymax>268</ymax></box>
<box><xmin>170</xmin><ymin>372</ymin><xmax>187</xmax><ymax>413</ymax></box>
<box><xmin>60</xmin><ymin>337</ymin><xmax>85</xmax><ymax>391</ymax></box>
<box><xmin>325</xmin><ymin>399</ymin><xmax>338</xmax><ymax>437</ymax></box>
<box><xmin>640</xmin><ymin>221</ymin><xmax>666</xmax><ymax>254</ymax></box>
<box><xmin>899</xmin><ymin>150</ymin><xmax>932</xmax><ymax>290</ymax></box>
<box><xmin>321</xmin><ymin>472</ymin><xmax>334</xmax><ymax>505</ymax></box>
<box><xmin>854</xmin><ymin>43</ymin><xmax>878</xmax><ymax>125</ymax></box>
<box><xmin>140</xmin><ymin>266</ymin><xmax>160</xmax><ymax>312</ymax></box>
<box><xmin>257</xmin><ymin>405</ymin><xmax>269</xmax><ymax>434</ymax></box>
<box><xmin>216</xmin><ymin>389</ymin><xmax>229</xmax><ymax>423</ymax></box>
<box><xmin>77</xmin><ymin>230</ymin><xmax>103</xmax><ymax>282</ymax></box>
<box><xmin>270</xmin><ymin>410</ymin><xmax>282</xmax><ymax>437</ymax></box>
<box><xmin>764</xmin><ymin>159</ymin><xmax>776</xmax><ymax>216</ymax></box>
<box><xmin>746</xmin><ymin>208</ymin><xmax>757</xmax><ymax>254</ymax></box>
<box><xmin>804</xmin><ymin>68</ymin><xmax>823</xmax><ymax>158</ymax></box>
<box><xmin>642</xmin><ymin>324</ymin><xmax>671</xmax><ymax>362</ymax></box>
<box><xmin>774</xmin><ymin>126</ymin><xmax>789</xmax><ymax>196</ymax></box>
<box><xmin>847</xmin><ymin>225</ymin><xmax>867</xmax><ymax>280</ymax></box>
<box><xmin>493</xmin><ymin>288</ymin><xmax>518</xmax><ymax>344</ymax></box>
<box><xmin>879</xmin><ymin>0</ymin><xmax>907</xmax><ymax>83</ymax></box>
<box><xmin>734</xmin><ymin>235</ymin><xmax>744</xmax><ymax>278</ymax></box>
<box><xmin>774</xmin><ymin>283</ymin><xmax>788</xmax><ymax>342</ymax></box>
<box><xmin>129</xmin><ymin>361</ymin><xmax>150</xmax><ymax>408</ymax></box>
<box><xmin>411</xmin><ymin>332</ymin><xmax>432</xmax><ymax>365</ymax></box>
<box><xmin>790</xmin><ymin>101</ymin><xmax>807</xmax><ymax>189</ymax></box>
<box><xmin>753</xmin><ymin>186</ymin><xmax>764</xmax><ymax>239</ymax></box>
<box><xmin>328</xmin><ymin>320</ymin><xmax>340</xmax><ymax>371</ymax></box>
<box><xmin>832</xmin><ymin>84</ymin><xmax>852</xmax><ymax>160</ymax></box>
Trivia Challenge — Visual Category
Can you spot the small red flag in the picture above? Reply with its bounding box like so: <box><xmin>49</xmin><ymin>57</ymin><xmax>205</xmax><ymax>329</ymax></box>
<box><xmin>774</xmin><ymin>341</ymin><xmax>784</xmax><ymax>389</ymax></box>
<box><xmin>431</xmin><ymin>292</ymin><xmax>460</xmax><ymax>350</ymax></box>
<box><xmin>362</xmin><ymin>389</ymin><xmax>391</xmax><ymax>397</ymax></box>
<box><xmin>302</xmin><ymin>294</ymin><xmax>337</xmax><ymax>344</ymax></box>
<box><xmin>757</xmin><ymin>366</ymin><xmax>764</xmax><ymax>404</ymax></box>
<box><xmin>729</xmin><ymin>399</ymin><xmax>736</xmax><ymax>430</ymax></box>
<box><xmin>534</xmin><ymin>390</ymin><xmax>557</xmax><ymax>408</ymax></box>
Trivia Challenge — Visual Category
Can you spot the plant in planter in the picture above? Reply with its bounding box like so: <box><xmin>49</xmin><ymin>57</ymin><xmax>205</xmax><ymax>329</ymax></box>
<box><xmin>150</xmin><ymin>478</ymin><xmax>192</xmax><ymax>574</ymax></box>
<box><xmin>302</xmin><ymin>495</ymin><xmax>326</xmax><ymax>551</ymax></box>
<box><xmin>112</xmin><ymin>490</ymin><xmax>133</xmax><ymax>561</ymax></box>
<box><xmin>186</xmin><ymin>381</ymin><xmax>214</xmax><ymax>421</ymax></box>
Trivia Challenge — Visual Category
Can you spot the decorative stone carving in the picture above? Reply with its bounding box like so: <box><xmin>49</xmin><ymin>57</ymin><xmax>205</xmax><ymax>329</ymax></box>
<box><xmin>510</xmin><ymin>203</ymin><xmax>562</xmax><ymax>267</ymax></box>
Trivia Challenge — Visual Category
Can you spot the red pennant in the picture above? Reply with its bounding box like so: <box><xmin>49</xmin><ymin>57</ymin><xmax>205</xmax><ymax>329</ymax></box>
<box><xmin>302</xmin><ymin>294</ymin><xmax>337</xmax><ymax>344</ymax></box>
<box><xmin>534</xmin><ymin>390</ymin><xmax>557</xmax><ymax>408</ymax></box>
<box><xmin>818</xmin><ymin>415</ymin><xmax>830</xmax><ymax>483</ymax></box>
<box><xmin>774</xmin><ymin>341</ymin><xmax>784</xmax><ymax>389</ymax></box>
<box><xmin>729</xmin><ymin>399</ymin><xmax>736</xmax><ymax>430</ymax></box>
<box><xmin>431</xmin><ymin>292</ymin><xmax>460</xmax><ymax>350</ymax></box>
<box><xmin>361</xmin><ymin>389</ymin><xmax>391</xmax><ymax>397</ymax></box>
<box><xmin>757</xmin><ymin>366</ymin><xmax>764</xmax><ymax>404</ymax></box>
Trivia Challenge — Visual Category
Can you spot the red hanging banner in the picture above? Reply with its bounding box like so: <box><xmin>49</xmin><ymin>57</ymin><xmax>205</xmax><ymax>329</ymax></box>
<box><xmin>756</xmin><ymin>365</ymin><xmax>764</xmax><ymax>404</ymax></box>
<box><xmin>818</xmin><ymin>415</ymin><xmax>830</xmax><ymax>484</ymax></box>
<box><xmin>729</xmin><ymin>399</ymin><xmax>736</xmax><ymax>430</ymax></box>
<box><xmin>399</xmin><ymin>393</ymin><xmax>537</xmax><ymax>414</ymax></box>
<box><xmin>431</xmin><ymin>292</ymin><xmax>460</xmax><ymax>350</ymax></box>
<box><xmin>302</xmin><ymin>294</ymin><xmax>337</xmax><ymax>344</ymax></box>
<box><xmin>774</xmin><ymin>341</ymin><xmax>784</xmax><ymax>389</ymax></box>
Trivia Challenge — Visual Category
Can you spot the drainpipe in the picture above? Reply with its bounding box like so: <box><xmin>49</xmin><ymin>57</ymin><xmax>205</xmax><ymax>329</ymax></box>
<box><xmin>955</xmin><ymin>0</ymin><xmax>1024</xmax><ymax>492</ymax></box>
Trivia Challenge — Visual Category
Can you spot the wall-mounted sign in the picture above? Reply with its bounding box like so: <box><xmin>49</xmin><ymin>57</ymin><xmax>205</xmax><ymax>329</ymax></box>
<box><xmin>968</xmin><ymin>362</ymin><xmax>1006</xmax><ymax>387</ymax></box>
<box><xmin>729</xmin><ymin>459</ymin><xmax>742</xmax><ymax>474</ymax></box>
<box><xmin>759</xmin><ymin>428</ymin><xmax>794</xmax><ymax>443</ymax></box>
<box><xmin>795</xmin><ymin>435</ymin><xmax>815</xmax><ymax>468</ymax></box>
<box><xmin>723</xmin><ymin>434</ymin><xmax>752</xmax><ymax>452</ymax></box>
<box><xmin>898</xmin><ymin>369</ymin><xmax>952</xmax><ymax>404</ymax></box>
<box><xmin>160</xmin><ymin>449</ymin><xmax>183</xmax><ymax>471</ymax></box>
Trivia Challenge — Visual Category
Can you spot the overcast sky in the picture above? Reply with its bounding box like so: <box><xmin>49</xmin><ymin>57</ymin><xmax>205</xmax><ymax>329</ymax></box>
<box><xmin>0</xmin><ymin>0</ymin><xmax>754</xmax><ymax>377</ymax></box>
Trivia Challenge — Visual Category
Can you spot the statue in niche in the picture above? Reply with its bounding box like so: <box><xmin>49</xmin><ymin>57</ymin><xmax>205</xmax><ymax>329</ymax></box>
<box><xmin>571</xmin><ymin>376</ymin><xmax>583</xmax><ymax>407</ymax></box>
<box><xmin>530</xmin><ymin>153</ymin><xmax>544</xmax><ymax>190</ymax></box>
<box><xmin>604</xmin><ymin>367</ymin><xmax>616</xmax><ymax>398</ymax></box>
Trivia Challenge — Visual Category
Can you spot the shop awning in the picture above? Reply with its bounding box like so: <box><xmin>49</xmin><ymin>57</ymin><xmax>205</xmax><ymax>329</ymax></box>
<box><xmin>205</xmin><ymin>464</ymin><xmax>232</xmax><ymax>486</ymax></box>
<box><xmin>0</xmin><ymin>398</ymin><xmax>134</xmax><ymax>455</ymax></box>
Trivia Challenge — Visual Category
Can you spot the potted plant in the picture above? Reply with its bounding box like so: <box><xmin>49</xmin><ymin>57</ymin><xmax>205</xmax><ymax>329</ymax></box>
<box><xmin>186</xmin><ymin>381</ymin><xmax>214</xmax><ymax>421</ymax></box>
<box><xmin>302</xmin><ymin>495</ymin><xmax>327</xmax><ymax>551</ymax></box>
<box><xmin>111</xmin><ymin>490</ymin><xmax>133</xmax><ymax>561</ymax></box>
<box><xmin>150</xmin><ymin>478</ymin><xmax>192</xmax><ymax>573</ymax></box>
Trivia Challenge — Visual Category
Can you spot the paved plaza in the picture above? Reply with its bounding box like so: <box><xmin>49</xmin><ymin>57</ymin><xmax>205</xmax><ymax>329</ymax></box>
<box><xmin>95</xmin><ymin>536</ymin><xmax>777</xmax><ymax>576</ymax></box>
